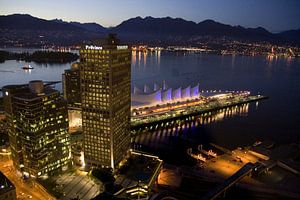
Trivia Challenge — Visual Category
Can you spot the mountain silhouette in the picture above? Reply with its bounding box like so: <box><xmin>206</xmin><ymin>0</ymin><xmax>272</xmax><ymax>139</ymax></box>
<box><xmin>0</xmin><ymin>14</ymin><xmax>299</xmax><ymax>46</ymax></box>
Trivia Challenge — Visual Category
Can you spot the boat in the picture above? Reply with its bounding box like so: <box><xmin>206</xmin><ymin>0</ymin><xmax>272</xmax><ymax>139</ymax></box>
<box><xmin>22</xmin><ymin>64</ymin><xmax>34</xmax><ymax>70</ymax></box>
<box><xmin>198</xmin><ymin>145</ymin><xmax>217</xmax><ymax>158</ymax></box>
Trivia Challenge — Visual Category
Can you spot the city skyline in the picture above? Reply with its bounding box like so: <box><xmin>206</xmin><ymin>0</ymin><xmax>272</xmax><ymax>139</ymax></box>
<box><xmin>1</xmin><ymin>0</ymin><xmax>300</xmax><ymax>32</ymax></box>
<box><xmin>1</xmin><ymin>0</ymin><xmax>300</xmax><ymax>198</ymax></box>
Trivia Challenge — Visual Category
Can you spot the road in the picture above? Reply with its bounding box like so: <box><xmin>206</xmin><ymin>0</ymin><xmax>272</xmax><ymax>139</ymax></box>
<box><xmin>0</xmin><ymin>155</ymin><xmax>56</xmax><ymax>200</ymax></box>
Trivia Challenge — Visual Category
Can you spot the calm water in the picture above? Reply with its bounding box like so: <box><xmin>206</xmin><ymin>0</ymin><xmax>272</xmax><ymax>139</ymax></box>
<box><xmin>0</xmin><ymin>60</ymin><xmax>70</xmax><ymax>91</ymax></box>
<box><xmin>131</xmin><ymin>51</ymin><xmax>300</xmax><ymax>164</ymax></box>
<box><xmin>1</xmin><ymin>50</ymin><xmax>300</xmax><ymax>164</ymax></box>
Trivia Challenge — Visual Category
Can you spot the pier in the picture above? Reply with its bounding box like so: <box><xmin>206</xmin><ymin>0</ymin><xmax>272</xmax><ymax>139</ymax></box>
<box><xmin>131</xmin><ymin>94</ymin><xmax>268</xmax><ymax>130</ymax></box>
<box><xmin>201</xmin><ymin>162</ymin><xmax>259</xmax><ymax>200</ymax></box>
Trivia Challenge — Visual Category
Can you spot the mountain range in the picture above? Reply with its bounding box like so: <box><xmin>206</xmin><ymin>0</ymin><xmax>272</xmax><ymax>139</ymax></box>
<box><xmin>0</xmin><ymin>14</ymin><xmax>299</xmax><ymax>47</ymax></box>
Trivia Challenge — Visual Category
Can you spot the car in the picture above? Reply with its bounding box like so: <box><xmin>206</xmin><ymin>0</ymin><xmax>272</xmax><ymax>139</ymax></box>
<box><xmin>27</xmin><ymin>195</ymin><xmax>32</xmax><ymax>199</ymax></box>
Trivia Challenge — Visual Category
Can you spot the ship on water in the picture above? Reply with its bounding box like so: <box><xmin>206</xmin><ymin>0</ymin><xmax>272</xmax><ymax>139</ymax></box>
<box><xmin>22</xmin><ymin>64</ymin><xmax>34</xmax><ymax>70</ymax></box>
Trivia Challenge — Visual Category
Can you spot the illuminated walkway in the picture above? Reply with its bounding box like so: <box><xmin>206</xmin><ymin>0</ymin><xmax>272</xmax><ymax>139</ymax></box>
<box><xmin>131</xmin><ymin>94</ymin><xmax>267</xmax><ymax>129</ymax></box>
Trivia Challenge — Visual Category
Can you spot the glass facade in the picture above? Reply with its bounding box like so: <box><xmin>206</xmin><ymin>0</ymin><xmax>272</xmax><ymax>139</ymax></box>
<box><xmin>62</xmin><ymin>62</ymin><xmax>81</xmax><ymax>108</ymax></box>
<box><xmin>80</xmin><ymin>35</ymin><xmax>131</xmax><ymax>168</ymax></box>
<box><xmin>2</xmin><ymin>81</ymin><xmax>70</xmax><ymax>177</ymax></box>
<box><xmin>63</xmin><ymin>63</ymin><xmax>82</xmax><ymax>133</ymax></box>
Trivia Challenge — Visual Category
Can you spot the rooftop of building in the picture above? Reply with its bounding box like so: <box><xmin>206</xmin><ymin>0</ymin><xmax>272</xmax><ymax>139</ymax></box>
<box><xmin>113</xmin><ymin>150</ymin><xmax>163</xmax><ymax>199</ymax></box>
<box><xmin>13</xmin><ymin>89</ymin><xmax>58</xmax><ymax>101</ymax></box>
<box><xmin>2</xmin><ymin>81</ymin><xmax>60</xmax><ymax>90</ymax></box>
<box><xmin>3</xmin><ymin>81</ymin><xmax>61</xmax><ymax>101</ymax></box>
<box><xmin>0</xmin><ymin>171</ymin><xmax>15</xmax><ymax>195</ymax></box>
<box><xmin>80</xmin><ymin>34</ymin><xmax>129</xmax><ymax>51</ymax></box>
<box><xmin>64</xmin><ymin>62</ymin><xmax>80</xmax><ymax>72</ymax></box>
<box><xmin>2</xmin><ymin>83</ymin><xmax>28</xmax><ymax>90</ymax></box>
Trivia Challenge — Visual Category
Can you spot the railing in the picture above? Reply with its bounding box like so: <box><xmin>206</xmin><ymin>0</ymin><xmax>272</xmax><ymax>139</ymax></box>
<box><xmin>131</xmin><ymin>95</ymin><xmax>268</xmax><ymax>129</ymax></box>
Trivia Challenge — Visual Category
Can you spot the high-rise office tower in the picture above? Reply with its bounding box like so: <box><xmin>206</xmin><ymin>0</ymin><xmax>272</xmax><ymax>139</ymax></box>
<box><xmin>2</xmin><ymin>81</ymin><xmax>70</xmax><ymax>177</ymax></box>
<box><xmin>63</xmin><ymin>62</ymin><xmax>81</xmax><ymax>108</ymax></box>
<box><xmin>62</xmin><ymin>62</ymin><xmax>82</xmax><ymax>133</ymax></box>
<box><xmin>80</xmin><ymin>34</ymin><xmax>131</xmax><ymax>169</ymax></box>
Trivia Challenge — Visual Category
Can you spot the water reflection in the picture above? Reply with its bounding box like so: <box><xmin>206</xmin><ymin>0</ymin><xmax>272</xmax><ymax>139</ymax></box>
<box><xmin>133</xmin><ymin>103</ymin><xmax>249</xmax><ymax>150</ymax></box>
<box><xmin>132</xmin><ymin>50</ymin><xmax>161</xmax><ymax>69</ymax></box>
<box><xmin>143</xmin><ymin>51</ymin><xmax>147</xmax><ymax>67</ymax></box>
<box><xmin>23</xmin><ymin>68</ymin><xmax>32</xmax><ymax>74</ymax></box>
<box><xmin>138</xmin><ymin>51</ymin><xmax>141</xmax><ymax>66</ymax></box>
<box><xmin>157</xmin><ymin>50</ymin><xmax>161</xmax><ymax>66</ymax></box>
<box><xmin>131</xmin><ymin>51</ymin><xmax>136</xmax><ymax>66</ymax></box>
<box><xmin>231</xmin><ymin>54</ymin><xmax>236</xmax><ymax>68</ymax></box>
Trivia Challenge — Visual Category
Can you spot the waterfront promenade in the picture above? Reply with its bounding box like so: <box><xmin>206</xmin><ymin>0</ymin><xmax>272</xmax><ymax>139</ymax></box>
<box><xmin>131</xmin><ymin>93</ymin><xmax>267</xmax><ymax>129</ymax></box>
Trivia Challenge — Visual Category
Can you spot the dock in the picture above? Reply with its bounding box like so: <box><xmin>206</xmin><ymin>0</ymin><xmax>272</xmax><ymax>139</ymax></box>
<box><xmin>131</xmin><ymin>94</ymin><xmax>268</xmax><ymax>129</ymax></box>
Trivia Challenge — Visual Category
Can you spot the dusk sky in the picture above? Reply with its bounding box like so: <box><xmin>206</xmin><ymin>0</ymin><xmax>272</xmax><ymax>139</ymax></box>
<box><xmin>1</xmin><ymin>0</ymin><xmax>300</xmax><ymax>32</ymax></box>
